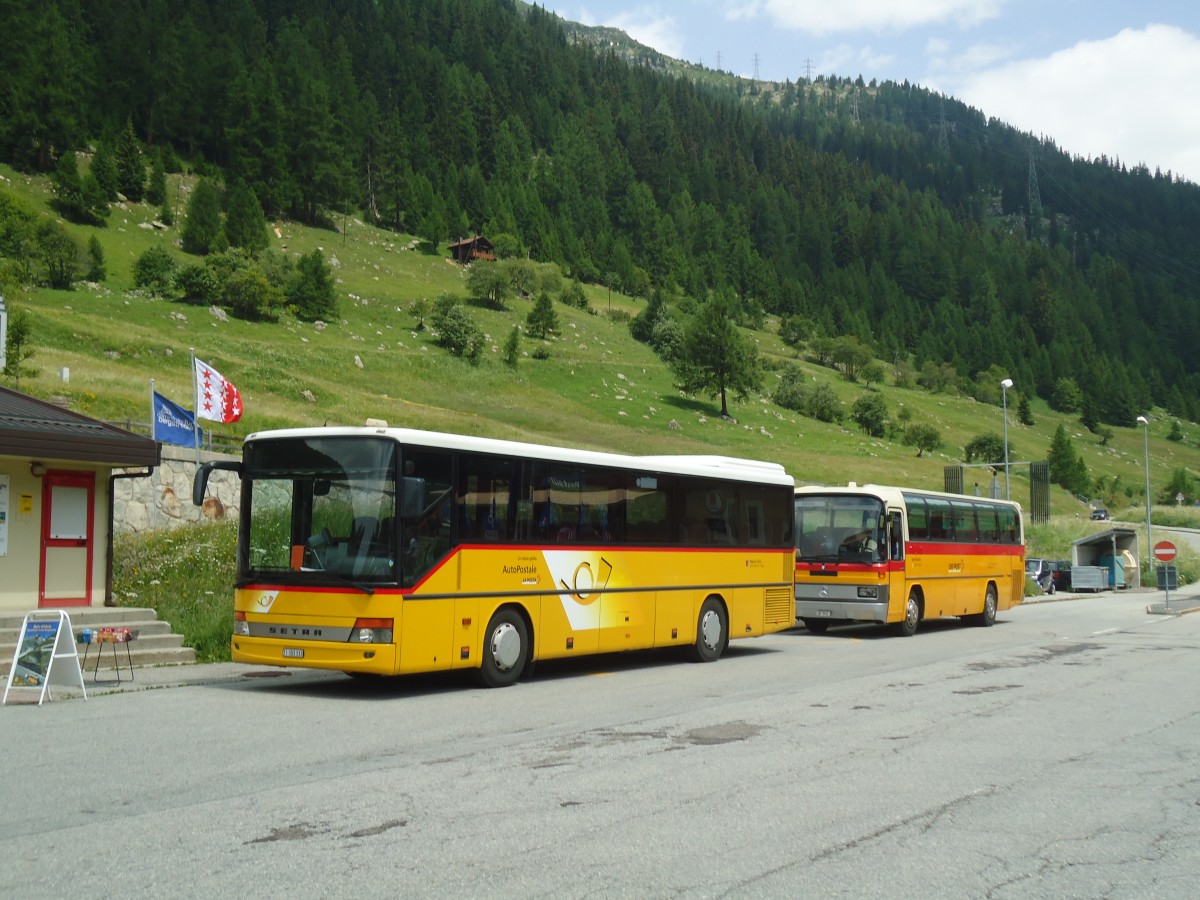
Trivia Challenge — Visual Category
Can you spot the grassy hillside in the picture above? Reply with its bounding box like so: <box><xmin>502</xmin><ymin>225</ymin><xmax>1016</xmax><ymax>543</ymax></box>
<box><xmin>6</xmin><ymin>164</ymin><xmax>1200</xmax><ymax>527</ymax></box>
<box><xmin>10</xmin><ymin>163</ymin><xmax>1197</xmax><ymax>660</ymax></box>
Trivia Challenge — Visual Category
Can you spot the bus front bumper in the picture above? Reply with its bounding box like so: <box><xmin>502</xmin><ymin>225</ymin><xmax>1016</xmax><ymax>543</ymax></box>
<box><xmin>795</xmin><ymin>590</ymin><xmax>890</xmax><ymax>624</ymax></box>
<box><xmin>232</xmin><ymin>637</ymin><xmax>398</xmax><ymax>674</ymax></box>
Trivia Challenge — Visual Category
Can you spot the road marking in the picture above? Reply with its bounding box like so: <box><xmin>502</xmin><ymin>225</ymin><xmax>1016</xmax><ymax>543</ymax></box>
<box><xmin>1091</xmin><ymin>628</ymin><xmax>1120</xmax><ymax>636</ymax></box>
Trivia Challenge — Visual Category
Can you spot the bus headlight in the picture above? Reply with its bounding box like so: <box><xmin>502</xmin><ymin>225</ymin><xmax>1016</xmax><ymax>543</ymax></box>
<box><xmin>233</xmin><ymin>611</ymin><xmax>250</xmax><ymax>636</ymax></box>
<box><xmin>857</xmin><ymin>586</ymin><xmax>879</xmax><ymax>599</ymax></box>
<box><xmin>353</xmin><ymin>618</ymin><xmax>394</xmax><ymax>644</ymax></box>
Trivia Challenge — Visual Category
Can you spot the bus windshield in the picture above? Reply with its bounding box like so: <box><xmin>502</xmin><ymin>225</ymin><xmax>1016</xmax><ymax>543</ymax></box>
<box><xmin>243</xmin><ymin>436</ymin><xmax>399</xmax><ymax>584</ymax></box>
<box><xmin>795</xmin><ymin>493</ymin><xmax>886</xmax><ymax>564</ymax></box>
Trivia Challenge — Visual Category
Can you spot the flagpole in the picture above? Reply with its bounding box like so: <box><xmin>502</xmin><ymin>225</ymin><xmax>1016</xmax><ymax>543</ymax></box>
<box><xmin>148</xmin><ymin>378</ymin><xmax>160</xmax><ymax>529</ymax></box>
<box><xmin>190</xmin><ymin>347</ymin><xmax>200</xmax><ymax>465</ymax></box>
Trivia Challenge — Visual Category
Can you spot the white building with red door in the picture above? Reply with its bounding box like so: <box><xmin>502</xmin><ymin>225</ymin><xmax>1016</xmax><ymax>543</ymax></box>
<box><xmin>0</xmin><ymin>387</ymin><xmax>160</xmax><ymax>612</ymax></box>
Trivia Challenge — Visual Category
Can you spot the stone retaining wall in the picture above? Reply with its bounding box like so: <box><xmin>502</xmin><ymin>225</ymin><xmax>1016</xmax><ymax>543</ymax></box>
<box><xmin>115</xmin><ymin>446</ymin><xmax>241</xmax><ymax>533</ymax></box>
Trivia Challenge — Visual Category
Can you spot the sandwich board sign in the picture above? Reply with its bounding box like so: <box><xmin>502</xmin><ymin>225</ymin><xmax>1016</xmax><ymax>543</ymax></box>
<box><xmin>3</xmin><ymin>610</ymin><xmax>87</xmax><ymax>706</ymax></box>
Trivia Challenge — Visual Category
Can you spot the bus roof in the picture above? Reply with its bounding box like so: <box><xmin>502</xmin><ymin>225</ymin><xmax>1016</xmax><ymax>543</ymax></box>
<box><xmin>795</xmin><ymin>483</ymin><xmax>1022</xmax><ymax>511</ymax></box>
<box><xmin>244</xmin><ymin>425</ymin><xmax>794</xmax><ymax>486</ymax></box>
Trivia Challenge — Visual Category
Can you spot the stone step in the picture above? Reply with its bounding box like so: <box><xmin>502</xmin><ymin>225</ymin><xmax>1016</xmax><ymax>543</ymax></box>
<box><xmin>0</xmin><ymin>607</ymin><xmax>197</xmax><ymax>679</ymax></box>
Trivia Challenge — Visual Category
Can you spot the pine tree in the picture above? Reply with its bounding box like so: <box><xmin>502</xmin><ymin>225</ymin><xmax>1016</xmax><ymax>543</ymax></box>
<box><xmin>115</xmin><ymin>118</ymin><xmax>145</xmax><ymax>202</ymax></box>
<box><xmin>2</xmin><ymin>306</ymin><xmax>36</xmax><ymax>388</ymax></box>
<box><xmin>503</xmin><ymin>325</ymin><xmax>520</xmax><ymax>368</ymax></box>
<box><xmin>525</xmin><ymin>291</ymin><xmax>558</xmax><ymax>339</ymax></box>
<box><xmin>223</xmin><ymin>181</ymin><xmax>268</xmax><ymax>253</ymax></box>
<box><xmin>86</xmin><ymin>236</ymin><xmax>106</xmax><ymax>282</ymax></box>
<box><xmin>49</xmin><ymin>152</ymin><xmax>85</xmax><ymax>221</ymax></box>
<box><xmin>289</xmin><ymin>250</ymin><xmax>337</xmax><ymax>321</ymax></box>
<box><xmin>1048</xmin><ymin>424</ymin><xmax>1089</xmax><ymax>495</ymax></box>
<box><xmin>181</xmin><ymin>179</ymin><xmax>222</xmax><ymax>255</ymax></box>
<box><xmin>146</xmin><ymin>151</ymin><xmax>167</xmax><ymax>207</ymax></box>
<box><xmin>90</xmin><ymin>141</ymin><xmax>119</xmax><ymax>201</ymax></box>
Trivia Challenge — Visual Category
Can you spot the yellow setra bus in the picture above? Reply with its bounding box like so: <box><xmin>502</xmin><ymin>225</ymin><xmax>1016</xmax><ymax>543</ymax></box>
<box><xmin>193</xmin><ymin>425</ymin><xmax>796</xmax><ymax>686</ymax></box>
<box><xmin>793</xmin><ymin>484</ymin><xmax>1025</xmax><ymax>636</ymax></box>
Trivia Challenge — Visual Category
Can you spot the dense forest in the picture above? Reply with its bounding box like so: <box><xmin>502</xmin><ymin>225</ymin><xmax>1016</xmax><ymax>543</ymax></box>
<box><xmin>2</xmin><ymin>0</ymin><xmax>1199</xmax><ymax>422</ymax></box>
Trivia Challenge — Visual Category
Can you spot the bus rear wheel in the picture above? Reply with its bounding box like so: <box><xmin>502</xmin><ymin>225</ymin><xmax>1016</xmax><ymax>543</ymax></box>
<box><xmin>976</xmin><ymin>584</ymin><xmax>998</xmax><ymax>627</ymax></box>
<box><xmin>477</xmin><ymin>608</ymin><xmax>529</xmax><ymax>688</ymax></box>
<box><xmin>803</xmin><ymin>619</ymin><xmax>830</xmax><ymax>634</ymax></box>
<box><xmin>691</xmin><ymin>597</ymin><xmax>728</xmax><ymax>662</ymax></box>
<box><xmin>893</xmin><ymin>592</ymin><xmax>920</xmax><ymax>637</ymax></box>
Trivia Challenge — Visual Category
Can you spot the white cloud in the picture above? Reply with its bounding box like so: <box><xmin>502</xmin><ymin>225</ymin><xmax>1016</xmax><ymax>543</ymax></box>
<box><xmin>546</xmin><ymin>5</ymin><xmax>686</xmax><ymax>58</ymax></box>
<box><xmin>952</xmin><ymin>25</ymin><xmax>1200</xmax><ymax>182</ymax></box>
<box><xmin>606</xmin><ymin>9</ymin><xmax>686</xmax><ymax>58</ymax></box>
<box><xmin>747</xmin><ymin>0</ymin><xmax>1006</xmax><ymax>37</ymax></box>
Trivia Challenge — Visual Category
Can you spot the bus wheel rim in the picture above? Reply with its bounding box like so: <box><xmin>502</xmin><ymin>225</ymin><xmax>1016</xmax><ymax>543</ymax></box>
<box><xmin>700</xmin><ymin>609</ymin><xmax>722</xmax><ymax>650</ymax></box>
<box><xmin>490</xmin><ymin>622</ymin><xmax>522</xmax><ymax>671</ymax></box>
<box><xmin>906</xmin><ymin>598</ymin><xmax>918</xmax><ymax>627</ymax></box>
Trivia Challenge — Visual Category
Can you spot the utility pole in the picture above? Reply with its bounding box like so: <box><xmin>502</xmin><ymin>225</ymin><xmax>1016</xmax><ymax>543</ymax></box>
<box><xmin>1028</xmin><ymin>137</ymin><xmax>1043</xmax><ymax>235</ymax></box>
<box><xmin>753</xmin><ymin>53</ymin><xmax>760</xmax><ymax>82</ymax></box>
<box><xmin>938</xmin><ymin>97</ymin><xmax>949</xmax><ymax>154</ymax></box>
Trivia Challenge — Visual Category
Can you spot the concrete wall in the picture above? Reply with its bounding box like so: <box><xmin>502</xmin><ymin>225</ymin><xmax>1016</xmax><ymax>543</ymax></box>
<box><xmin>114</xmin><ymin>446</ymin><xmax>241</xmax><ymax>534</ymax></box>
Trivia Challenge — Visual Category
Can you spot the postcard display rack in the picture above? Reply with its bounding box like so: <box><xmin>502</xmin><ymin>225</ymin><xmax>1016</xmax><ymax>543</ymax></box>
<box><xmin>3</xmin><ymin>610</ymin><xmax>88</xmax><ymax>706</ymax></box>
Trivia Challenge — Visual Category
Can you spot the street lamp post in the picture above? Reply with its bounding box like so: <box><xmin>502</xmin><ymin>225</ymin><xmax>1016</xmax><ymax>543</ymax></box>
<box><xmin>1138</xmin><ymin>415</ymin><xmax>1152</xmax><ymax>575</ymax></box>
<box><xmin>1000</xmin><ymin>378</ymin><xmax>1013</xmax><ymax>501</ymax></box>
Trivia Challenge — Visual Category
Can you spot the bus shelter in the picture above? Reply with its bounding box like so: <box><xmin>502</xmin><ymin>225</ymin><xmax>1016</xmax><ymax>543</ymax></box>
<box><xmin>1071</xmin><ymin>528</ymin><xmax>1139</xmax><ymax>590</ymax></box>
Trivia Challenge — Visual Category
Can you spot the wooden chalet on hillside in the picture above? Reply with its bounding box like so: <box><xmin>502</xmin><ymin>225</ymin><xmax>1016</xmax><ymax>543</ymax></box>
<box><xmin>448</xmin><ymin>235</ymin><xmax>495</xmax><ymax>264</ymax></box>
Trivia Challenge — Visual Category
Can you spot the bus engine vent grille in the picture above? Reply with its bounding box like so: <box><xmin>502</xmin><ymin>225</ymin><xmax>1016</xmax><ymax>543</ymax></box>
<box><xmin>765</xmin><ymin>587</ymin><xmax>794</xmax><ymax>625</ymax></box>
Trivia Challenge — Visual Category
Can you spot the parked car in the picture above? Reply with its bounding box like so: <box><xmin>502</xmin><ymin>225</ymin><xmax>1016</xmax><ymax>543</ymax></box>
<box><xmin>1026</xmin><ymin>558</ymin><xmax>1070</xmax><ymax>594</ymax></box>
<box><xmin>1090</xmin><ymin>508</ymin><xmax>1110</xmax><ymax>520</ymax></box>
<box><xmin>1026</xmin><ymin>558</ymin><xmax>1053</xmax><ymax>593</ymax></box>
<box><xmin>1049</xmin><ymin>560</ymin><xmax>1072</xmax><ymax>593</ymax></box>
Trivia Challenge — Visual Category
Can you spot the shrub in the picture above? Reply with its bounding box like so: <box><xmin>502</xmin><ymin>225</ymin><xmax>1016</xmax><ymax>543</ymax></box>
<box><xmin>133</xmin><ymin>245</ymin><xmax>177</xmax><ymax>295</ymax></box>
<box><xmin>174</xmin><ymin>263</ymin><xmax>222</xmax><ymax>305</ymax></box>
<box><xmin>432</xmin><ymin>296</ymin><xmax>484</xmax><ymax>364</ymax></box>
<box><xmin>225</xmin><ymin>267</ymin><xmax>283</xmax><ymax>322</ymax></box>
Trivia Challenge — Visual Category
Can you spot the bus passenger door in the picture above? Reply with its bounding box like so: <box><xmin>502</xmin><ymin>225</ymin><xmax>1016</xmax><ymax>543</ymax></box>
<box><xmin>885</xmin><ymin>511</ymin><xmax>908</xmax><ymax>622</ymax></box>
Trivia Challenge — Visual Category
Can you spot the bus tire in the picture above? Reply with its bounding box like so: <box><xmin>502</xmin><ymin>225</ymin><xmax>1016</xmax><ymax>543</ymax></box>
<box><xmin>477</xmin><ymin>608</ymin><xmax>529</xmax><ymax>688</ymax></box>
<box><xmin>893</xmin><ymin>591</ymin><xmax>920</xmax><ymax>637</ymax></box>
<box><xmin>977</xmin><ymin>584</ymin><xmax>998</xmax><ymax>627</ymax></box>
<box><xmin>691</xmin><ymin>597</ymin><xmax>728</xmax><ymax>662</ymax></box>
<box><xmin>803</xmin><ymin>619</ymin><xmax>829</xmax><ymax>634</ymax></box>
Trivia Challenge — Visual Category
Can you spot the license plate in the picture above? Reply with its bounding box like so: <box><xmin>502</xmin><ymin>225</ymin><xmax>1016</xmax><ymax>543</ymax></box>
<box><xmin>816</xmin><ymin>610</ymin><xmax>832</xmax><ymax>617</ymax></box>
<box><xmin>283</xmin><ymin>648</ymin><xmax>304</xmax><ymax>658</ymax></box>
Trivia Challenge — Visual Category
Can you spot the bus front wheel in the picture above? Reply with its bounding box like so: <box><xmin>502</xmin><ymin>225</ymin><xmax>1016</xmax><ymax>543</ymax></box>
<box><xmin>894</xmin><ymin>592</ymin><xmax>920</xmax><ymax>637</ymax></box>
<box><xmin>692</xmin><ymin>597</ymin><xmax>728</xmax><ymax>662</ymax></box>
<box><xmin>478</xmin><ymin>608</ymin><xmax>529</xmax><ymax>688</ymax></box>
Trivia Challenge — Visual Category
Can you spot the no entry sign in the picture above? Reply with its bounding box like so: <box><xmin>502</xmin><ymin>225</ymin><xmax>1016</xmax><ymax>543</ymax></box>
<box><xmin>1153</xmin><ymin>540</ymin><xmax>1177</xmax><ymax>562</ymax></box>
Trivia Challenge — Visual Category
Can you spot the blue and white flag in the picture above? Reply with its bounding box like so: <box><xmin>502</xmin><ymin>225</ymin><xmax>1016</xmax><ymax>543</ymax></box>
<box><xmin>152</xmin><ymin>391</ymin><xmax>202</xmax><ymax>447</ymax></box>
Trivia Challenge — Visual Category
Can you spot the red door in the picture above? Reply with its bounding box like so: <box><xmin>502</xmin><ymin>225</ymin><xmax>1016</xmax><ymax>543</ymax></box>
<box><xmin>39</xmin><ymin>471</ymin><xmax>95</xmax><ymax>608</ymax></box>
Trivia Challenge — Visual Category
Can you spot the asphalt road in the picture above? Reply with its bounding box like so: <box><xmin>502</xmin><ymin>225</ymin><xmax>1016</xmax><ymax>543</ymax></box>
<box><xmin>3</xmin><ymin>593</ymin><xmax>1199</xmax><ymax>898</ymax></box>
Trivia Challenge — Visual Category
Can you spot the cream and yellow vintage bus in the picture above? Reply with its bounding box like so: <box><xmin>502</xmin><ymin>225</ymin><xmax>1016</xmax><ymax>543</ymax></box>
<box><xmin>194</xmin><ymin>425</ymin><xmax>796</xmax><ymax>686</ymax></box>
<box><xmin>794</xmin><ymin>484</ymin><xmax>1024</xmax><ymax>636</ymax></box>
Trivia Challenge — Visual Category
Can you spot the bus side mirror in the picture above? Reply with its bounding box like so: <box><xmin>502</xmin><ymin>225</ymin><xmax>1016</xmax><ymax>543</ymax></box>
<box><xmin>193</xmin><ymin>460</ymin><xmax>242</xmax><ymax>506</ymax></box>
<box><xmin>400</xmin><ymin>476</ymin><xmax>426</xmax><ymax>517</ymax></box>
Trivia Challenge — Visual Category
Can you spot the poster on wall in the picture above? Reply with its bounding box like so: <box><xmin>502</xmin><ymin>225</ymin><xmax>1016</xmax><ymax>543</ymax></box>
<box><xmin>0</xmin><ymin>473</ymin><xmax>9</xmax><ymax>556</ymax></box>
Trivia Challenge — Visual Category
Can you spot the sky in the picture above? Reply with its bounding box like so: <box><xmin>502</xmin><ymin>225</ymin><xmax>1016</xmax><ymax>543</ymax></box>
<box><xmin>539</xmin><ymin>1</ymin><xmax>1200</xmax><ymax>185</ymax></box>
